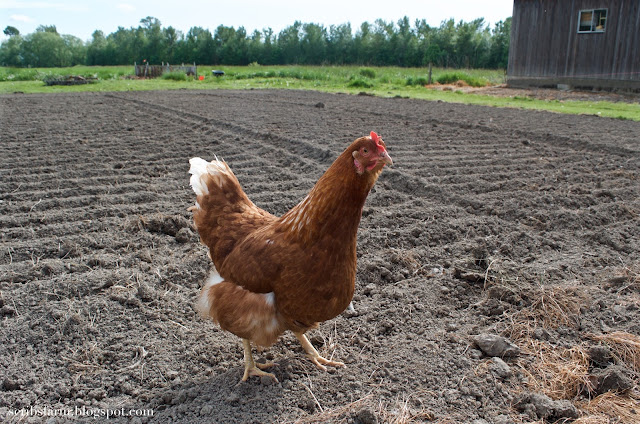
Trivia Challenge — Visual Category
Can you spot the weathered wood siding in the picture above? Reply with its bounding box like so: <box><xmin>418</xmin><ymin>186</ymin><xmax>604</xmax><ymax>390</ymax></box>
<box><xmin>134</xmin><ymin>63</ymin><xmax>197</xmax><ymax>78</ymax></box>
<box><xmin>508</xmin><ymin>0</ymin><xmax>640</xmax><ymax>89</ymax></box>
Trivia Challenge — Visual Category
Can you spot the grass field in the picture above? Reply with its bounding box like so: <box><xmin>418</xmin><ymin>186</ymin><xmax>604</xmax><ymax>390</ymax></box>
<box><xmin>1</xmin><ymin>65</ymin><xmax>639</xmax><ymax>121</ymax></box>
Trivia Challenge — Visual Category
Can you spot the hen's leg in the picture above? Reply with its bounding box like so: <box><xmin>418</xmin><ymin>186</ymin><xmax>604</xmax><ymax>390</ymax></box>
<box><xmin>241</xmin><ymin>339</ymin><xmax>278</xmax><ymax>382</ymax></box>
<box><xmin>294</xmin><ymin>332</ymin><xmax>345</xmax><ymax>371</ymax></box>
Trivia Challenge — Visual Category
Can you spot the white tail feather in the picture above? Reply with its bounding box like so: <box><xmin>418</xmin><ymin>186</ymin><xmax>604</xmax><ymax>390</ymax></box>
<box><xmin>189</xmin><ymin>157</ymin><xmax>210</xmax><ymax>196</ymax></box>
<box><xmin>189</xmin><ymin>156</ymin><xmax>230</xmax><ymax>197</ymax></box>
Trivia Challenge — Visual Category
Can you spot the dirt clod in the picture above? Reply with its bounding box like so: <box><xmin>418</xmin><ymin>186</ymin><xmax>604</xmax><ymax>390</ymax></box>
<box><xmin>489</xmin><ymin>357</ymin><xmax>513</xmax><ymax>379</ymax></box>
<box><xmin>475</xmin><ymin>334</ymin><xmax>521</xmax><ymax>358</ymax></box>
<box><xmin>141</xmin><ymin>214</ymin><xmax>191</xmax><ymax>237</ymax></box>
<box><xmin>589</xmin><ymin>365</ymin><xmax>634</xmax><ymax>394</ymax></box>
<box><xmin>588</xmin><ymin>345</ymin><xmax>614</xmax><ymax>368</ymax></box>
<box><xmin>515</xmin><ymin>392</ymin><xmax>579</xmax><ymax>421</ymax></box>
<box><xmin>354</xmin><ymin>408</ymin><xmax>377</xmax><ymax>424</ymax></box>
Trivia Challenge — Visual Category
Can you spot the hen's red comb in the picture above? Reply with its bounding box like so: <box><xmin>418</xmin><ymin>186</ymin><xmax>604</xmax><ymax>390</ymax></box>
<box><xmin>370</xmin><ymin>131</ymin><xmax>385</xmax><ymax>153</ymax></box>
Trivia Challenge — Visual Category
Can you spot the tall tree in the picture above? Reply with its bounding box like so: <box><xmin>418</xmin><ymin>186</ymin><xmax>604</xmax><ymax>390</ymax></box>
<box><xmin>354</xmin><ymin>22</ymin><xmax>373</xmax><ymax>64</ymax></box>
<box><xmin>87</xmin><ymin>30</ymin><xmax>107</xmax><ymax>65</ymax></box>
<box><xmin>277</xmin><ymin>21</ymin><xmax>302</xmax><ymax>64</ymax></box>
<box><xmin>262</xmin><ymin>28</ymin><xmax>277</xmax><ymax>65</ymax></box>
<box><xmin>489</xmin><ymin>18</ymin><xmax>511</xmax><ymax>69</ymax></box>
<box><xmin>36</xmin><ymin>25</ymin><xmax>58</xmax><ymax>34</ymax></box>
<box><xmin>369</xmin><ymin>19</ymin><xmax>396</xmax><ymax>65</ymax></box>
<box><xmin>0</xmin><ymin>32</ymin><xmax>23</xmax><ymax>66</ymax></box>
<box><xmin>300</xmin><ymin>23</ymin><xmax>327</xmax><ymax>64</ymax></box>
<box><xmin>3</xmin><ymin>26</ymin><xmax>20</xmax><ymax>37</ymax></box>
<box><xmin>392</xmin><ymin>16</ymin><xmax>419</xmax><ymax>66</ymax></box>
<box><xmin>163</xmin><ymin>26</ymin><xmax>182</xmax><ymax>63</ymax></box>
<box><xmin>184</xmin><ymin>26</ymin><xmax>214</xmax><ymax>64</ymax></box>
<box><xmin>21</xmin><ymin>31</ymin><xmax>67</xmax><ymax>66</ymax></box>
<box><xmin>140</xmin><ymin>17</ymin><xmax>164</xmax><ymax>63</ymax></box>
<box><xmin>106</xmin><ymin>26</ymin><xmax>137</xmax><ymax>64</ymax></box>
<box><xmin>326</xmin><ymin>23</ymin><xmax>353</xmax><ymax>65</ymax></box>
<box><xmin>435</xmin><ymin>19</ymin><xmax>456</xmax><ymax>67</ymax></box>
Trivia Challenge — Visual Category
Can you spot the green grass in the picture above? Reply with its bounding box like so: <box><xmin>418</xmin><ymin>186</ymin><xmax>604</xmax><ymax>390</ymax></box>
<box><xmin>161</xmin><ymin>71</ymin><xmax>188</xmax><ymax>81</ymax></box>
<box><xmin>0</xmin><ymin>65</ymin><xmax>132</xmax><ymax>82</ymax></box>
<box><xmin>1</xmin><ymin>65</ymin><xmax>639</xmax><ymax>121</ymax></box>
<box><xmin>436</xmin><ymin>71</ymin><xmax>488</xmax><ymax>87</ymax></box>
<box><xmin>406</xmin><ymin>76</ymin><xmax>429</xmax><ymax>86</ymax></box>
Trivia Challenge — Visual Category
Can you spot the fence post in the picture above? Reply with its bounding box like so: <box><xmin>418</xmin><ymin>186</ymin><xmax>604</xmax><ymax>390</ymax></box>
<box><xmin>428</xmin><ymin>63</ymin><xmax>432</xmax><ymax>85</ymax></box>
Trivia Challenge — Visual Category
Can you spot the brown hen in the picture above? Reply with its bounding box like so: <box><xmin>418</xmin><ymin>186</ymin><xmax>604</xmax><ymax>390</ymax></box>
<box><xmin>189</xmin><ymin>132</ymin><xmax>392</xmax><ymax>382</ymax></box>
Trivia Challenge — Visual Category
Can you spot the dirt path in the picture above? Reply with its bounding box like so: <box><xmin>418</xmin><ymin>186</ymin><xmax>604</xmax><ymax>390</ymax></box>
<box><xmin>1</xmin><ymin>90</ymin><xmax>638</xmax><ymax>423</ymax></box>
<box><xmin>432</xmin><ymin>83</ymin><xmax>640</xmax><ymax>104</ymax></box>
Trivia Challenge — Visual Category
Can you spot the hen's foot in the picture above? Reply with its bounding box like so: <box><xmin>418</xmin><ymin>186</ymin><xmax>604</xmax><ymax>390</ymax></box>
<box><xmin>294</xmin><ymin>332</ymin><xmax>346</xmax><ymax>371</ymax></box>
<box><xmin>307</xmin><ymin>354</ymin><xmax>345</xmax><ymax>371</ymax></box>
<box><xmin>241</xmin><ymin>364</ymin><xmax>278</xmax><ymax>382</ymax></box>
<box><xmin>240</xmin><ymin>339</ymin><xmax>279</xmax><ymax>383</ymax></box>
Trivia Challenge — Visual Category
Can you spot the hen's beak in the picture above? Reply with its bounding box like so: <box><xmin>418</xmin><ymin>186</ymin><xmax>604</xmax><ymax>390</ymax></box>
<box><xmin>380</xmin><ymin>150</ymin><xmax>393</xmax><ymax>166</ymax></box>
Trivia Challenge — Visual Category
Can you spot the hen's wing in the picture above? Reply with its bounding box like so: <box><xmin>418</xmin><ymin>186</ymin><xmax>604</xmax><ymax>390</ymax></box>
<box><xmin>189</xmin><ymin>157</ymin><xmax>277</xmax><ymax>285</ymax></box>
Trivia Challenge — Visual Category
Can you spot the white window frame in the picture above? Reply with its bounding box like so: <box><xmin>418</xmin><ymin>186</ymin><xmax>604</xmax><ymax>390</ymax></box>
<box><xmin>577</xmin><ymin>9</ymin><xmax>607</xmax><ymax>33</ymax></box>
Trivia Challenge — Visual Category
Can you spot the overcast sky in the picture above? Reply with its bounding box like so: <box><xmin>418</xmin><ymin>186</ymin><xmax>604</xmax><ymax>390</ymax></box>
<box><xmin>1</xmin><ymin>0</ymin><xmax>513</xmax><ymax>42</ymax></box>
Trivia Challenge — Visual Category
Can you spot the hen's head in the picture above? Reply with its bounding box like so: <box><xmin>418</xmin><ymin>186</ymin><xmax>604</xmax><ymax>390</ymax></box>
<box><xmin>351</xmin><ymin>131</ymin><xmax>393</xmax><ymax>175</ymax></box>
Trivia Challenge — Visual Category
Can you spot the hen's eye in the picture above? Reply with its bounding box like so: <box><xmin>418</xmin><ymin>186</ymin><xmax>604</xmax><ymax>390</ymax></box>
<box><xmin>363</xmin><ymin>148</ymin><xmax>368</xmax><ymax>154</ymax></box>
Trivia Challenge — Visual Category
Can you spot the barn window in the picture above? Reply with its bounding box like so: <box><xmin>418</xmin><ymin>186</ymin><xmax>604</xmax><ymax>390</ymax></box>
<box><xmin>578</xmin><ymin>9</ymin><xmax>607</xmax><ymax>33</ymax></box>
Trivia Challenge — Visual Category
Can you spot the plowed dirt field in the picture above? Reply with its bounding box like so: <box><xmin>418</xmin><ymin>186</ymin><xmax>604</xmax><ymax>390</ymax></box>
<box><xmin>1</xmin><ymin>90</ymin><xmax>639</xmax><ymax>423</ymax></box>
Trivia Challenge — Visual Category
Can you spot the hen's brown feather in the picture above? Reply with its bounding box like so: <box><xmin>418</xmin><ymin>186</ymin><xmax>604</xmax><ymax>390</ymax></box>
<box><xmin>198</xmin><ymin>280</ymin><xmax>285</xmax><ymax>347</ymax></box>
<box><xmin>191</xmin><ymin>161</ymin><xmax>277</xmax><ymax>294</ymax></box>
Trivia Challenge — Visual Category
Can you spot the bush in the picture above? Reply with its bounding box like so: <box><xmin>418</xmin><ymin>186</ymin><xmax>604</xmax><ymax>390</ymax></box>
<box><xmin>93</xmin><ymin>69</ymin><xmax>124</xmax><ymax>80</ymax></box>
<box><xmin>359</xmin><ymin>68</ymin><xmax>376</xmax><ymax>79</ymax></box>
<box><xmin>436</xmin><ymin>72</ymin><xmax>487</xmax><ymax>87</ymax></box>
<box><xmin>0</xmin><ymin>68</ymin><xmax>40</xmax><ymax>81</ymax></box>
<box><xmin>406</xmin><ymin>76</ymin><xmax>429</xmax><ymax>86</ymax></box>
<box><xmin>348</xmin><ymin>78</ymin><xmax>374</xmax><ymax>89</ymax></box>
<box><xmin>161</xmin><ymin>71</ymin><xmax>188</xmax><ymax>81</ymax></box>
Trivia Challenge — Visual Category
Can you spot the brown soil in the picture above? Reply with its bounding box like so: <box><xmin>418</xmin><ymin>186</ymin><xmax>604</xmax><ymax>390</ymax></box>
<box><xmin>431</xmin><ymin>83</ymin><xmax>640</xmax><ymax>104</ymax></box>
<box><xmin>0</xmin><ymin>89</ymin><xmax>638</xmax><ymax>423</ymax></box>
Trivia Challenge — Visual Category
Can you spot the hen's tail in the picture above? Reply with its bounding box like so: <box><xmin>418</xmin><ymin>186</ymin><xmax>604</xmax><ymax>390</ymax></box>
<box><xmin>188</xmin><ymin>156</ymin><xmax>276</xmax><ymax>266</ymax></box>
<box><xmin>188</xmin><ymin>155</ymin><xmax>252</xmax><ymax>216</ymax></box>
<box><xmin>189</xmin><ymin>156</ymin><xmax>231</xmax><ymax>197</ymax></box>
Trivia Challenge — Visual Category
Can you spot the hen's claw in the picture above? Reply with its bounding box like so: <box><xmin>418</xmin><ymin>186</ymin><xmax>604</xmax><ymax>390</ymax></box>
<box><xmin>308</xmin><ymin>355</ymin><xmax>345</xmax><ymax>371</ymax></box>
<box><xmin>294</xmin><ymin>332</ymin><xmax>346</xmax><ymax>371</ymax></box>
<box><xmin>241</xmin><ymin>364</ymin><xmax>278</xmax><ymax>382</ymax></box>
<box><xmin>241</xmin><ymin>339</ymin><xmax>279</xmax><ymax>383</ymax></box>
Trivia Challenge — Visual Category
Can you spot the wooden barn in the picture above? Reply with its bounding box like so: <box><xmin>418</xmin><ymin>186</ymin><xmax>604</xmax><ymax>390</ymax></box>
<box><xmin>507</xmin><ymin>0</ymin><xmax>640</xmax><ymax>91</ymax></box>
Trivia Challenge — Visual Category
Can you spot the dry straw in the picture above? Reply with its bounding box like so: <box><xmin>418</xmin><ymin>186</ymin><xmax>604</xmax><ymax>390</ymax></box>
<box><xmin>516</xmin><ymin>338</ymin><xmax>593</xmax><ymax>400</ymax></box>
<box><xmin>590</xmin><ymin>331</ymin><xmax>640</xmax><ymax>374</ymax></box>
<box><xmin>575</xmin><ymin>390</ymin><xmax>640</xmax><ymax>423</ymax></box>
<box><xmin>501</xmin><ymin>283</ymin><xmax>587</xmax><ymax>342</ymax></box>
<box><xmin>291</xmin><ymin>391</ymin><xmax>438</xmax><ymax>424</ymax></box>
<box><xmin>497</xmin><ymin>274</ymin><xmax>639</xmax><ymax>422</ymax></box>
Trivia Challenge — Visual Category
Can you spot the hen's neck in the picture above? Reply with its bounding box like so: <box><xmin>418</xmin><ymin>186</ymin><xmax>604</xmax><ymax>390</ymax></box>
<box><xmin>279</xmin><ymin>153</ymin><xmax>381</xmax><ymax>242</ymax></box>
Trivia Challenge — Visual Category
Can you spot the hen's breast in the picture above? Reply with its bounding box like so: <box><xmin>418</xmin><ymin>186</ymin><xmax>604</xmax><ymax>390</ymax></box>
<box><xmin>271</xmin><ymin>235</ymin><xmax>358</xmax><ymax>326</ymax></box>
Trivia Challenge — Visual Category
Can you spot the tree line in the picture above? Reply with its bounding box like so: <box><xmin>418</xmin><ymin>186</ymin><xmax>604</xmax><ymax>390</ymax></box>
<box><xmin>1</xmin><ymin>16</ymin><xmax>511</xmax><ymax>69</ymax></box>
